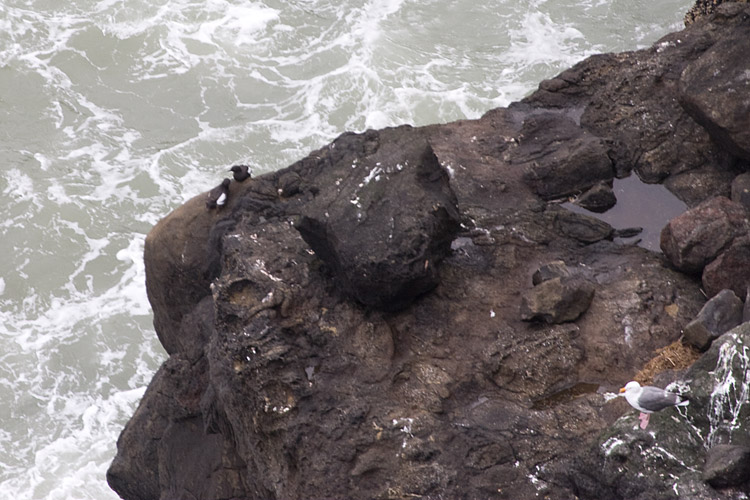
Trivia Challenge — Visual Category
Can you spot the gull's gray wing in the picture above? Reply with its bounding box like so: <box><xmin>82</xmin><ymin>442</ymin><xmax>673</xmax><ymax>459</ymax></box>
<box><xmin>637</xmin><ymin>386</ymin><xmax>686</xmax><ymax>412</ymax></box>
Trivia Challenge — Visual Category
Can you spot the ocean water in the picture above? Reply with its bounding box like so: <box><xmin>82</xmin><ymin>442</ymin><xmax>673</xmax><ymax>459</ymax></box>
<box><xmin>0</xmin><ymin>0</ymin><xmax>692</xmax><ymax>498</ymax></box>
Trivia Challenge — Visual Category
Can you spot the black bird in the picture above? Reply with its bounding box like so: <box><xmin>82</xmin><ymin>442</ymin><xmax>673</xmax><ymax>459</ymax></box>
<box><xmin>230</xmin><ymin>164</ymin><xmax>252</xmax><ymax>182</ymax></box>
<box><xmin>206</xmin><ymin>178</ymin><xmax>231</xmax><ymax>209</ymax></box>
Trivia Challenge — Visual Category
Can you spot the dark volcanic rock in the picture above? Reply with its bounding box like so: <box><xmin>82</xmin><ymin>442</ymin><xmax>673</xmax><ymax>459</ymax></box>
<box><xmin>731</xmin><ymin>172</ymin><xmax>750</xmax><ymax>210</ymax></box>
<box><xmin>553</xmin><ymin>207</ymin><xmax>615</xmax><ymax>244</ymax></box>
<box><xmin>110</xmin><ymin>5</ymin><xmax>750</xmax><ymax>500</ymax></box>
<box><xmin>683</xmin><ymin>288</ymin><xmax>744</xmax><ymax>350</ymax></box>
<box><xmin>520</xmin><ymin>276</ymin><xmax>595</xmax><ymax>324</ymax></box>
<box><xmin>660</xmin><ymin>196</ymin><xmax>750</xmax><ymax>274</ymax></box>
<box><xmin>702</xmin><ymin>444</ymin><xmax>750</xmax><ymax>488</ymax></box>
<box><xmin>532</xmin><ymin>260</ymin><xmax>572</xmax><ymax>285</ymax></box>
<box><xmin>514</xmin><ymin>112</ymin><xmax>614</xmax><ymax>200</ymax></box>
<box><xmin>575</xmin><ymin>181</ymin><xmax>617</xmax><ymax>213</ymax></box>
<box><xmin>679</xmin><ymin>3</ymin><xmax>750</xmax><ymax>161</ymax></box>
<box><xmin>703</xmin><ymin>237</ymin><xmax>750</xmax><ymax>298</ymax></box>
<box><xmin>295</xmin><ymin>127</ymin><xmax>460</xmax><ymax>311</ymax></box>
<box><xmin>685</xmin><ymin>0</ymin><xmax>750</xmax><ymax>24</ymax></box>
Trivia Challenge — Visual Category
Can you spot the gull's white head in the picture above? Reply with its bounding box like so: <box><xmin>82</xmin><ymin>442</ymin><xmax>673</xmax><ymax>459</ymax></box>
<box><xmin>619</xmin><ymin>381</ymin><xmax>641</xmax><ymax>394</ymax></box>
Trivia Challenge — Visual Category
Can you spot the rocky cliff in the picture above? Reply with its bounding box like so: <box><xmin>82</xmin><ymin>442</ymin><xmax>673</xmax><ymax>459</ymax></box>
<box><xmin>108</xmin><ymin>4</ymin><xmax>750</xmax><ymax>499</ymax></box>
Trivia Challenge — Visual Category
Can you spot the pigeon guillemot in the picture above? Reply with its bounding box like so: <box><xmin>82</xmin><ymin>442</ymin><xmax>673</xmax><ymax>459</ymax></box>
<box><xmin>619</xmin><ymin>381</ymin><xmax>689</xmax><ymax>429</ymax></box>
<box><xmin>206</xmin><ymin>178</ymin><xmax>231</xmax><ymax>209</ymax></box>
<box><xmin>230</xmin><ymin>164</ymin><xmax>252</xmax><ymax>182</ymax></box>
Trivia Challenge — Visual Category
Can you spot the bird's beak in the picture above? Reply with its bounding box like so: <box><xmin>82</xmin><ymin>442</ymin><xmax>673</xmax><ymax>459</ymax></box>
<box><xmin>619</xmin><ymin>387</ymin><xmax>626</xmax><ymax>393</ymax></box>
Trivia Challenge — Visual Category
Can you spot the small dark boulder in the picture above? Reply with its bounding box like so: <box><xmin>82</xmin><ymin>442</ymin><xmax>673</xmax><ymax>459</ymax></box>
<box><xmin>575</xmin><ymin>181</ymin><xmax>617</xmax><ymax>213</ymax></box>
<box><xmin>702</xmin><ymin>444</ymin><xmax>750</xmax><ymax>488</ymax></box>
<box><xmin>554</xmin><ymin>208</ymin><xmax>615</xmax><ymax>244</ymax></box>
<box><xmin>683</xmin><ymin>289</ymin><xmax>744</xmax><ymax>351</ymax></box>
<box><xmin>532</xmin><ymin>260</ymin><xmax>572</xmax><ymax>286</ymax></box>
<box><xmin>660</xmin><ymin>196</ymin><xmax>750</xmax><ymax>274</ymax></box>
<box><xmin>520</xmin><ymin>276</ymin><xmax>595</xmax><ymax>324</ymax></box>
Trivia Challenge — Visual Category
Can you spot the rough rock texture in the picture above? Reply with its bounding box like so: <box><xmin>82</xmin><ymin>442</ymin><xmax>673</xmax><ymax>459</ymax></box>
<box><xmin>703</xmin><ymin>237</ymin><xmax>750</xmax><ymax>298</ymax></box>
<box><xmin>575</xmin><ymin>181</ymin><xmax>617</xmax><ymax>213</ymax></box>
<box><xmin>702</xmin><ymin>444</ymin><xmax>750</xmax><ymax>488</ymax></box>
<box><xmin>513</xmin><ymin>112</ymin><xmax>614</xmax><ymax>200</ymax></box>
<box><xmin>520</xmin><ymin>276</ymin><xmax>595</xmax><ymax>324</ymax></box>
<box><xmin>531</xmin><ymin>260</ymin><xmax>572</xmax><ymax>286</ymax></box>
<box><xmin>683</xmin><ymin>289</ymin><xmax>744</xmax><ymax>351</ymax></box>
<box><xmin>680</xmin><ymin>6</ymin><xmax>750</xmax><ymax>161</ymax></box>
<box><xmin>731</xmin><ymin>172</ymin><xmax>750</xmax><ymax>210</ymax></box>
<box><xmin>110</xmin><ymin>6</ymin><xmax>750</xmax><ymax>500</ymax></box>
<box><xmin>685</xmin><ymin>0</ymin><xmax>750</xmax><ymax>24</ymax></box>
<box><xmin>294</xmin><ymin>130</ymin><xmax>460</xmax><ymax>310</ymax></box>
<box><xmin>660</xmin><ymin>196</ymin><xmax>750</xmax><ymax>274</ymax></box>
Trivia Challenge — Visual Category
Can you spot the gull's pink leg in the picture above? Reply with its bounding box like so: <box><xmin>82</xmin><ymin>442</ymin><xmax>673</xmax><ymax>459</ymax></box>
<box><xmin>639</xmin><ymin>412</ymin><xmax>650</xmax><ymax>429</ymax></box>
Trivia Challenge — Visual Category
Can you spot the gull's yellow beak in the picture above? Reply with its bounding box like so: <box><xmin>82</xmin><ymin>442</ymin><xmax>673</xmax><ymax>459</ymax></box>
<box><xmin>619</xmin><ymin>387</ymin><xmax>626</xmax><ymax>393</ymax></box>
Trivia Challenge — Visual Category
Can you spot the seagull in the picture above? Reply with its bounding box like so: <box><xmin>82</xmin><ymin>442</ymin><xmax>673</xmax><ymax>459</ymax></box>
<box><xmin>619</xmin><ymin>381</ymin><xmax>689</xmax><ymax>429</ymax></box>
<box><xmin>230</xmin><ymin>164</ymin><xmax>252</xmax><ymax>182</ymax></box>
<box><xmin>206</xmin><ymin>178</ymin><xmax>231</xmax><ymax>209</ymax></box>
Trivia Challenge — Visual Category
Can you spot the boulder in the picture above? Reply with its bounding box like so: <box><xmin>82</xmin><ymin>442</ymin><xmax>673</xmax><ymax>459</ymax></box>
<box><xmin>553</xmin><ymin>208</ymin><xmax>615</xmax><ymax>244</ymax></box>
<box><xmin>520</xmin><ymin>277</ymin><xmax>595</xmax><ymax>324</ymax></box>
<box><xmin>532</xmin><ymin>260</ymin><xmax>572</xmax><ymax>285</ymax></box>
<box><xmin>683</xmin><ymin>289</ymin><xmax>744</xmax><ymax>351</ymax></box>
<box><xmin>702</xmin><ymin>237</ymin><xmax>750</xmax><ymax>298</ymax></box>
<box><xmin>295</xmin><ymin>126</ymin><xmax>460</xmax><ymax>311</ymax></box>
<box><xmin>679</xmin><ymin>3</ymin><xmax>750</xmax><ymax>161</ymax></box>
<box><xmin>575</xmin><ymin>181</ymin><xmax>617</xmax><ymax>213</ymax></box>
<box><xmin>514</xmin><ymin>112</ymin><xmax>614</xmax><ymax>200</ymax></box>
<box><xmin>660</xmin><ymin>196</ymin><xmax>750</xmax><ymax>274</ymax></box>
<box><xmin>702</xmin><ymin>444</ymin><xmax>750</xmax><ymax>488</ymax></box>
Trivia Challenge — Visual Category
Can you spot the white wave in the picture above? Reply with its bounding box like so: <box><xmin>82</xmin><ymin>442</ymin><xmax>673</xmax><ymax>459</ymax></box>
<box><xmin>3</xmin><ymin>168</ymin><xmax>36</xmax><ymax>204</ymax></box>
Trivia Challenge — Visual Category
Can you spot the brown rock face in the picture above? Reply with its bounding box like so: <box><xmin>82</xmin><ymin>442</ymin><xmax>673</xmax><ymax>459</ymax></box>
<box><xmin>702</xmin><ymin>238</ymin><xmax>750</xmax><ymax>297</ymax></box>
<box><xmin>109</xmin><ymin>5</ymin><xmax>750</xmax><ymax>500</ymax></box>
<box><xmin>660</xmin><ymin>196</ymin><xmax>749</xmax><ymax>274</ymax></box>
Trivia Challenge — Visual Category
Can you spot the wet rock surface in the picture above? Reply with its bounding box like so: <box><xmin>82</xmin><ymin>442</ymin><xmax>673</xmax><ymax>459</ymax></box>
<box><xmin>110</xmin><ymin>6</ymin><xmax>750</xmax><ymax>500</ymax></box>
